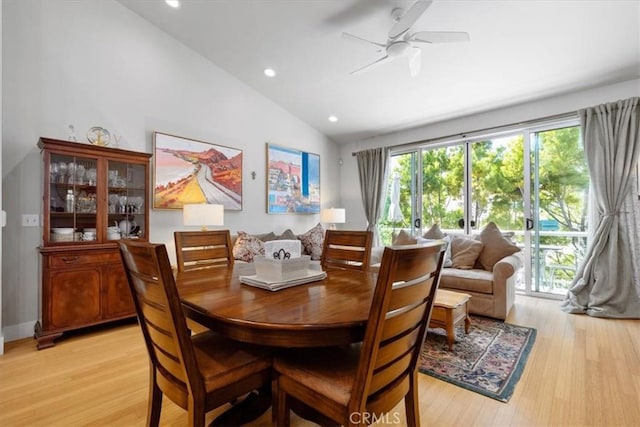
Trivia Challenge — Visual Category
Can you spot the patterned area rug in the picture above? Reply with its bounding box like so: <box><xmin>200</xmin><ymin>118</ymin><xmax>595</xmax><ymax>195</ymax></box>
<box><xmin>419</xmin><ymin>316</ymin><xmax>537</xmax><ymax>402</ymax></box>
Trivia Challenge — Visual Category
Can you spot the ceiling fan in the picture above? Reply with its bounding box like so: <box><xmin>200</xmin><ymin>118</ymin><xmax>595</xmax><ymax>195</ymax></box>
<box><xmin>343</xmin><ymin>0</ymin><xmax>470</xmax><ymax>77</ymax></box>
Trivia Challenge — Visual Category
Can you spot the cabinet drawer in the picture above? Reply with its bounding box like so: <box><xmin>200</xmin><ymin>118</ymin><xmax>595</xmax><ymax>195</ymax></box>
<box><xmin>47</xmin><ymin>252</ymin><xmax>121</xmax><ymax>268</ymax></box>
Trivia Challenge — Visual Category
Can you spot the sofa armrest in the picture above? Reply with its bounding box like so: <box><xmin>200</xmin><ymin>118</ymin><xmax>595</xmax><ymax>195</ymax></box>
<box><xmin>493</xmin><ymin>251</ymin><xmax>523</xmax><ymax>279</ymax></box>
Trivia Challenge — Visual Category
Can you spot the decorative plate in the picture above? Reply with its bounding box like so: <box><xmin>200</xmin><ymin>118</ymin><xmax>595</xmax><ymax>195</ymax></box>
<box><xmin>87</xmin><ymin>126</ymin><xmax>111</xmax><ymax>146</ymax></box>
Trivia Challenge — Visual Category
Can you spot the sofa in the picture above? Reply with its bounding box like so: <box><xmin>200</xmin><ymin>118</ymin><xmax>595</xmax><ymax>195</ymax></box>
<box><xmin>372</xmin><ymin>222</ymin><xmax>523</xmax><ymax>320</ymax></box>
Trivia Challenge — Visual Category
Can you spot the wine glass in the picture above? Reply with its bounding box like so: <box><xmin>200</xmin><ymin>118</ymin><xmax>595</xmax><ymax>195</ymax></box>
<box><xmin>50</xmin><ymin>162</ymin><xmax>59</xmax><ymax>183</ymax></box>
<box><xmin>58</xmin><ymin>162</ymin><xmax>67</xmax><ymax>183</ymax></box>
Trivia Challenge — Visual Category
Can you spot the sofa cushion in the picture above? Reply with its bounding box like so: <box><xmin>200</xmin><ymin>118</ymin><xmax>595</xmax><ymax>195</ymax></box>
<box><xmin>450</xmin><ymin>236</ymin><xmax>484</xmax><ymax>269</ymax></box>
<box><xmin>298</xmin><ymin>223</ymin><xmax>325</xmax><ymax>260</ymax></box>
<box><xmin>232</xmin><ymin>231</ymin><xmax>266</xmax><ymax>262</ymax></box>
<box><xmin>440</xmin><ymin>268</ymin><xmax>494</xmax><ymax>294</ymax></box>
<box><xmin>476</xmin><ymin>222</ymin><xmax>520</xmax><ymax>271</ymax></box>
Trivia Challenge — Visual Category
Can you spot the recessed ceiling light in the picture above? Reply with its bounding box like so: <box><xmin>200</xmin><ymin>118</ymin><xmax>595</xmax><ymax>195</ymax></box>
<box><xmin>264</xmin><ymin>68</ymin><xmax>276</xmax><ymax>77</ymax></box>
<box><xmin>328</xmin><ymin>115</ymin><xmax>338</xmax><ymax>122</ymax></box>
<box><xmin>165</xmin><ymin>0</ymin><xmax>180</xmax><ymax>8</ymax></box>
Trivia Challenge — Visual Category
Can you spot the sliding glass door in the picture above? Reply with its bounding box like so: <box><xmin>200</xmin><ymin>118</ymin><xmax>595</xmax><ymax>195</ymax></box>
<box><xmin>382</xmin><ymin>120</ymin><xmax>588</xmax><ymax>298</ymax></box>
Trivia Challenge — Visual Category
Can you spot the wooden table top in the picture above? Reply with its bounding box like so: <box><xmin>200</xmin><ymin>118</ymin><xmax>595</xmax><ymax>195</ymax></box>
<box><xmin>176</xmin><ymin>264</ymin><xmax>377</xmax><ymax>347</ymax></box>
<box><xmin>434</xmin><ymin>289</ymin><xmax>472</xmax><ymax>309</ymax></box>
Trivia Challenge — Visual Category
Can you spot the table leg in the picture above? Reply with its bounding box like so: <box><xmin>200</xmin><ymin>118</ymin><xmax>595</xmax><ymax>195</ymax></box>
<box><xmin>210</xmin><ymin>386</ymin><xmax>271</xmax><ymax>426</ymax></box>
<box><xmin>445</xmin><ymin>310</ymin><xmax>454</xmax><ymax>351</ymax></box>
<box><xmin>464</xmin><ymin>303</ymin><xmax>471</xmax><ymax>334</ymax></box>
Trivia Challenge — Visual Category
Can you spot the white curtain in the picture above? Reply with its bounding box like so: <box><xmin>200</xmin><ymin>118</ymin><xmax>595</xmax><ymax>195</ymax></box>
<box><xmin>356</xmin><ymin>148</ymin><xmax>389</xmax><ymax>247</ymax></box>
<box><xmin>562</xmin><ymin>97</ymin><xmax>640</xmax><ymax>318</ymax></box>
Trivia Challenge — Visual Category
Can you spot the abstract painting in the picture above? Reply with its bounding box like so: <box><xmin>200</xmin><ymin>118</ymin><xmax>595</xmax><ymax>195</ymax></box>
<box><xmin>153</xmin><ymin>132</ymin><xmax>242</xmax><ymax>210</ymax></box>
<box><xmin>266</xmin><ymin>143</ymin><xmax>320</xmax><ymax>214</ymax></box>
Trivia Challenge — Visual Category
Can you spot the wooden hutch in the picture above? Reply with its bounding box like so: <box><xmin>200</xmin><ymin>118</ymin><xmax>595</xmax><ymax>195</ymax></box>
<box><xmin>36</xmin><ymin>137</ymin><xmax>151</xmax><ymax>349</ymax></box>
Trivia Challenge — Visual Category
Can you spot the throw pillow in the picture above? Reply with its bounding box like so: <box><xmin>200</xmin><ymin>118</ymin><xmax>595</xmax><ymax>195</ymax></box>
<box><xmin>232</xmin><ymin>231</ymin><xmax>265</xmax><ymax>262</ymax></box>
<box><xmin>476</xmin><ymin>222</ymin><xmax>521</xmax><ymax>271</ymax></box>
<box><xmin>277</xmin><ymin>229</ymin><xmax>297</xmax><ymax>240</ymax></box>
<box><xmin>297</xmin><ymin>223</ymin><xmax>325</xmax><ymax>260</ymax></box>
<box><xmin>450</xmin><ymin>236</ymin><xmax>484</xmax><ymax>270</ymax></box>
<box><xmin>256</xmin><ymin>232</ymin><xmax>277</xmax><ymax>242</ymax></box>
<box><xmin>442</xmin><ymin>235</ymin><xmax>453</xmax><ymax>267</ymax></box>
<box><xmin>423</xmin><ymin>223</ymin><xmax>446</xmax><ymax>239</ymax></box>
<box><xmin>392</xmin><ymin>229</ymin><xmax>417</xmax><ymax>245</ymax></box>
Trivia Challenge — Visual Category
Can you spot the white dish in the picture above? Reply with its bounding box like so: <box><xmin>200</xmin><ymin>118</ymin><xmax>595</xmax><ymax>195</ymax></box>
<box><xmin>52</xmin><ymin>227</ymin><xmax>75</xmax><ymax>234</ymax></box>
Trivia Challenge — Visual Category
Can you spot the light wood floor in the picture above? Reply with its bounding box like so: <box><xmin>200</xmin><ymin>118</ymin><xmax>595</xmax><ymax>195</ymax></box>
<box><xmin>1</xmin><ymin>295</ymin><xmax>639</xmax><ymax>426</ymax></box>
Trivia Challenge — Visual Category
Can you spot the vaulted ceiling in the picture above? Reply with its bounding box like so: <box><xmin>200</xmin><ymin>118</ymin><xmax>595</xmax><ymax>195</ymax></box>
<box><xmin>117</xmin><ymin>0</ymin><xmax>640</xmax><ymax>143</ymax></box>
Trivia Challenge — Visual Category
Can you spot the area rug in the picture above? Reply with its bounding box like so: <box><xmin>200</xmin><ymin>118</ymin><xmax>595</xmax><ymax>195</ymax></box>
<box><xmin>419</xmin><ymin>316</ymin><xmax>536</xmax><ymax>402</ymax></box>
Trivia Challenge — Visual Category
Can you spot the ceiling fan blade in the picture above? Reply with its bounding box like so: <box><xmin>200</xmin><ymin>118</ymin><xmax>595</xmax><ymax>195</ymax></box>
<box><xmin>409</xmin><ymin>47</ymin><xmax>421</xmax><ymax>78</ymax></box>
<box><xmin>342</xmin><ymin>32</ymin><xmax>386</xmax><ymax>52</ymax></box>
<box><xmin>350</xmin><ymin>55</ymin><xmax>393</xmax><ymax>75</ymax></box>
<box><xmin>389</xmin><ymin>0</ymin><xmax>433</xmax><ymax>39</ymax></box>
<box><xmin>409</xmin><ymin>31</ymin><xmax>470</xmax><ymax>43</ymax></box>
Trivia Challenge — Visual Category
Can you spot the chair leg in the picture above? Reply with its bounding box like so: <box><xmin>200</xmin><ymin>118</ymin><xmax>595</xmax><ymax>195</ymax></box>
<box><xmin>276</xmin><ymin>380</ymin><xmax>291</xmax><ymax>427</ymax></box>
<box><xmin>188</xmin><ymin>400</ymin><xmax>206</xmax><ymax>427</ymax></box>
<box><xmin>147</xmin><ymin>367</ymin><xmax>163</xmax><ymax>427</ymax></box>
<box><xmin>404</xmin><ymin>372</ymin><xmax>420</xmax><ymax>427</ymax></box>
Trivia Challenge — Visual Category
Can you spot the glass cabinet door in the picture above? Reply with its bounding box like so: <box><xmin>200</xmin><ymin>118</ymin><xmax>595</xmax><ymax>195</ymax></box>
<box><xmin>48</xmin><ymin>154</ymin><xmax>98</xmax><ymax>243</ymax></box>
<box><xmin>107</xmin><ymin>160</ymin><xmax>146</xmax><ymax>241</ymax></box>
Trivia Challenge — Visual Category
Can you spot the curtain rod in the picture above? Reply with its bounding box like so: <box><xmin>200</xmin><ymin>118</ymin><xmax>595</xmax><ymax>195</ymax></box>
<box><xmin>351</xmin><ymin>110</ymin><xmax>578</xmax><ymax>156</ymax></box>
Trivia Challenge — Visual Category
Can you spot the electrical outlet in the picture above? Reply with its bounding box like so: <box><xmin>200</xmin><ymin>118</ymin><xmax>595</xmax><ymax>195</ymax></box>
<box><xmin>22</xmin><ymin>214</ymin><xmax>39</xmax><ymax>227</ymax></box>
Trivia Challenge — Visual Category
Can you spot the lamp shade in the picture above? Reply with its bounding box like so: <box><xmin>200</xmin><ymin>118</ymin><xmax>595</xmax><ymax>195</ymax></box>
<box><xmin>183</xmin><ymin>204</ymin><xmax>224</xmax><ymax>230</ymax></box>
<box><xmin>320</xmin><ymin>208</ymin><xmax>346</xmax><ymax>224</ymax></box>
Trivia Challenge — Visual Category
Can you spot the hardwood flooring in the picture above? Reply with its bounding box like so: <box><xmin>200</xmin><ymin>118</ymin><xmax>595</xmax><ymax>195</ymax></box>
<box><xmin>1</xmin><ymin>295</ymin><xmax>638</xmax><ymax>426</ymax></box>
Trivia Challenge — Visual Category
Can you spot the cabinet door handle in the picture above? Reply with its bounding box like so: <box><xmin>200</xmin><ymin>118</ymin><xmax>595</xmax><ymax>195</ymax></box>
<box><xmin>62</xmin><ymin>256</ymin><xmax>80</xmax><ymax>264</ymax></box>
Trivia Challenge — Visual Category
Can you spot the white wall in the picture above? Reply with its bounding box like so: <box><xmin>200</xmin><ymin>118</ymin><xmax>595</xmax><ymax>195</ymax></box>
<box><xmin>1</xmin><ymin>0</ymin><xmax>340</xmax><ymax>341</ymax></box>
<box><xmin>339</xmin><ymin>79</ymin><xmax>640</xmax><ymax>230</ymax></box>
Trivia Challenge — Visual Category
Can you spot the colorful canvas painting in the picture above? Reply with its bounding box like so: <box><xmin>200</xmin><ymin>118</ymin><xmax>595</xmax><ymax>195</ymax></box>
<box><xmin>153</xmin><ymin>132</ymin><xmax>242</xmax><ymax>210</ymax></box>
<box><xmin>267</xmin><ymin>143</ymin><xmax>320</xmax><ymax>214</ymax></box>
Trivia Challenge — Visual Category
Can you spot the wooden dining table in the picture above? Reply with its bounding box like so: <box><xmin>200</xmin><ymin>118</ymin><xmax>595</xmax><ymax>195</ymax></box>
<box><xmin>176</xmin><ymin>263</ymin><xmax>379</xmax><ymax>425</ymax></box>
<box><xmin>176</xmin><ymin>263</ymin><xmax>378</xmax><ymax>348</ymax></box>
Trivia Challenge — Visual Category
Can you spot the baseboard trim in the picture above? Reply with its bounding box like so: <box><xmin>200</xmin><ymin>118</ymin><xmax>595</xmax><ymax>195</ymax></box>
<box><xmin>3</xmin><ymin>320</ymin><xmax>36</xmax><ymax>343</ymax></box>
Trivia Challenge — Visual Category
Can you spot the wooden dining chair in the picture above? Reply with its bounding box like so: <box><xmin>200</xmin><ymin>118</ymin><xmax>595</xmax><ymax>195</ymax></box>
<box><xmin>118</xmin><ymin>240</ymin><xmax>272</xmax><ymax>427</ymax></box>
<box><xmin>320</xmin><ymin>230</ymin><xmax>373</xmax><ymax>271</ymax></box>
<box><xmin>174</xmin><ymin>230</ymin><xmax>234</xmax><ymax>273</ymax></box>
<box><xmin>273</xmin><ymin>241</ymin><xmax>446</xmax><ymax>427</ymax></box>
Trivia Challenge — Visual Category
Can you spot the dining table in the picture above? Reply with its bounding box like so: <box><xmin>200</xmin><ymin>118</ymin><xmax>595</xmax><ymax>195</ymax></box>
<box><xmin>176</xmin><ymin>263</ymin><xmax>379</xmax><ymax>425</ymax></box>
<box><xmin>177</xmin><ymin>263</ymin><xmax>378</xmax><ymax>348</ymax></box>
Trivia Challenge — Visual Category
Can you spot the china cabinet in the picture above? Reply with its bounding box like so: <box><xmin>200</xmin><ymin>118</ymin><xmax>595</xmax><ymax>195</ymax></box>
<box><xmin>36</xmin><ymin>137</ymin><xmax>151</xmax><ymax>349</ymax></box>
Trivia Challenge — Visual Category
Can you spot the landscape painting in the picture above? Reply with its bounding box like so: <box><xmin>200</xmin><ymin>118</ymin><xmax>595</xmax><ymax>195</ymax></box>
<box><xmin>153</xmin><ymin>132</ymin><xmax>242</xmax><ymax>210</ymax></box>
<box><xmin>266</xmin><ymin>143</ymin><xmax>320</xmax><ymax>214</ymax></box>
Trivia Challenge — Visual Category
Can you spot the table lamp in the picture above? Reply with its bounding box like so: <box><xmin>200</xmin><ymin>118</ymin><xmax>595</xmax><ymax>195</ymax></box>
<box><xmin>183</xmin><ymin>203</ymin><xmax>224</xmax><ymax>231</ymax></box>
<box><xmin>321</xmin><ymin>208</ymin><xmax>346</xmax><ymax>230</ymax></box>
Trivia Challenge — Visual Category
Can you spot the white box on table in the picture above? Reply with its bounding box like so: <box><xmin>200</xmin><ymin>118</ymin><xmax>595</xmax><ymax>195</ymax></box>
<box><xmin>264</xmin><ymin>240</ymin><xmax>302</xmax><ymax>259</ymax></box>
<box><xmin>254</xmin><ymin>255</ymin><xmax>311</xmax><ymax>282</ymax></box>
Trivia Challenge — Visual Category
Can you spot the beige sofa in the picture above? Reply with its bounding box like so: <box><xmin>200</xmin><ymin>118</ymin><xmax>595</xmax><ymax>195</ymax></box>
<box><xmin>373</xmin><ymin>223</ymin><xmax>523</xmax><ymax>320</ymax></box>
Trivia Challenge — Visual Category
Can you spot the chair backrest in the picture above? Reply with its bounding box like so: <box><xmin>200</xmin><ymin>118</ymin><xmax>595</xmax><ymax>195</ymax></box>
<box><xmin>320</xmin><ymin>230</ymin><xmax>373</xmax><ymax>271</ymax></box>
<box><xmin>350</xmin><ymin>241</ymin><xmax>446</xmax><ymax>416</ymax></box>
<box><xmin>119</xmin><ymin>241</ymin><xmax>203</xmax><ymax>403</ymax></box>
<box><xmin>174</xmin><ymin>230</ymin><xmax>234</xmax><ymax>273</ymax></box>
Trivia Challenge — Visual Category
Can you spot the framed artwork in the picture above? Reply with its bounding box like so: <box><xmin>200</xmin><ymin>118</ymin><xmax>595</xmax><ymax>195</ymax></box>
<box><xmin>266</xmin><ymin>143</ymin><xmax>320</xmax><ymax>214</ymax></box>
<box><xmin>153</xmin><ymin>132</ymin><xmax>243</xmax><ymax>210</ymax></box>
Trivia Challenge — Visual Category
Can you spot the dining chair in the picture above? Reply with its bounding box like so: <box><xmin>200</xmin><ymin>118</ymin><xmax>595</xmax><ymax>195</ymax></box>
<box><xmin>320</xmin><ymin>230</ymin><xmax>373</xmax><ymax>271</ymax></box>
<box><xmin>273</xmin><ymin>241</ymin><xmax>446</xmax><ymax>427</ymax></box>
<box><xmin>118</xmin><ymin>240</ymin><xmax>272</xmax><ymax>427</ymax></box>
<box><xmin>174</xmin><ymin>230</ymin><xmax>234</xmax><ymax>272</ymax></box>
